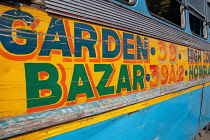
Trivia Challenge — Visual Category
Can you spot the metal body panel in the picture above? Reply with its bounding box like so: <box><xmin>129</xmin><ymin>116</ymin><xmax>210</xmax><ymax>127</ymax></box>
<box><xmin>46</xmin><ymin>87</ymin><xmax>203</xmax><ymax>140</ymax></box>
<box><xmin>45</xmin><ymin>0</ymin><xmax>210</xmax><ymax>51</ymax></box>
<box><xmin>0</xmin><ymin>3</ymin><xmax>210</xmax><ymax>139</ymax></box>
<box><xmin>0</xmin><ymin>79</ymin><xmax>208</xmax><ymax>139</ymax></box>
<box><xmin>199</xmin><ymin>84</ymin><xmax>210</xmax><ymax>130</ymax></box>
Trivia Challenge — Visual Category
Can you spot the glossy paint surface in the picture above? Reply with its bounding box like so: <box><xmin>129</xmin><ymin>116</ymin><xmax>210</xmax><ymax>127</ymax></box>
<box><xmin>46</xmin><ymin>86</ymin><xmax>204</xmax><ymax>140</ymax></box>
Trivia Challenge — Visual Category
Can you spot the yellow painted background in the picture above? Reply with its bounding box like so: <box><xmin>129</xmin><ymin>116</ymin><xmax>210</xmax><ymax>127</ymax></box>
<box><xmin>0</xmin><ymin>4</ymin><xmax>201</xmax><ymax>119</ymax></box>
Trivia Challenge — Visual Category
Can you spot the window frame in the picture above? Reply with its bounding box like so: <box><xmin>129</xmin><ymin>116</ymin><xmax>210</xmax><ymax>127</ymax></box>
<box><xmin>188</xmin><ymin>5</ymin><xmax>208</xmax><ymax>39</ymax></box>
<box><xmin>115</xmin><ymin>0</ymin><xmax>137</xmax><ymax>6</ymax></box>
<box><xmin>145</xmin><ymin>0</ymin><xmax>187</xmax><ymax>29</ymax></box>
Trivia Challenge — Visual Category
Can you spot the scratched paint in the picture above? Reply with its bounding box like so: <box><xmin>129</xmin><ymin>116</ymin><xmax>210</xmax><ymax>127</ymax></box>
<box><xmin>199</xmin><ymin>83</ymin><xmax>210</xmax><ymax>130</ymax></box>
<box><xmin>0</xmin><ymin>3</ymin><xmax>210</xmax><ymax>139</ymax></box>
<box><xmin>0</xmin><ymin>5</ymin><xmax>209</xmax><ymax>117</ymax></box>
<box><xmin>7</xmin><ymin>84</ymin><xmax>206</xmax><ymax>140</ymax></box>
<box><xmin>0</xmin><ymin>80</ymin><xmax>208</xmax><ymax>139</ymax></box>
<box><xmin>45</xmin><ymin>87</ymin><xmax>203</xmax><ymax>140</ymax></box>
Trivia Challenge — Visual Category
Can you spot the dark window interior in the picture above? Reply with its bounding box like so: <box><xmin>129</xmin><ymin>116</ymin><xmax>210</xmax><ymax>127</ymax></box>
<box><xmin>146</xmin><ymin>0</ymin><xmax>182</xmax><ymax>26</ymax></box>
<box><xmin>208</xmin><ymin>2</ymin><xmax>210</xmax><ymax>22</ymax></box>
<box><xmin>0</xmin><ymin>0</ymin><xmax>44</xmax><ymax>5</ymax></box>
<box><xmin>189</xmin><ymin>12</ymin><xmax>204</xmax><ymax>37</ymax></box>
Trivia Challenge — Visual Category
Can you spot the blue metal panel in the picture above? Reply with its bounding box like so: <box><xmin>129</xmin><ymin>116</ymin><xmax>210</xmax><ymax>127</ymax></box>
<box><xmin>47</xmin><ymin>88</ymin><xmax>203</xmax><ymax>140</ymax></box>
<box><xmin>199</xmin><ymin>84</ymin><xmax>210</xmax><ymax>130</ymax></box>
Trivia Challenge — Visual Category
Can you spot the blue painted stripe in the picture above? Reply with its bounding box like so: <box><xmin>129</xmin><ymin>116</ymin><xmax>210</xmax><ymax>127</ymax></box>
<box><xmin>47</xmin><ymin>86</ymin><xmax>207</xmax><ymax>140</ymax></box>
<box><xmin>199</xmin><ymin>84</ymin><xmax>210</xmax><ymax>130</ymax></box>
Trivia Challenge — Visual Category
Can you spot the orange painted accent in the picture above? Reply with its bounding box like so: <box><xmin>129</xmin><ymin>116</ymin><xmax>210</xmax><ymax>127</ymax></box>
<box><xmin>78</xmin><ymin>78</ymin><xmax>83</xmax><ymax>86</ymax></box>
<box><xmin>127</xmin><ymin>49</ymin><xmax>136</xmax><ymax>54</ymax></box>
<box><xmin>132</xmin><ymin>65</ymin><xmax>147</xmax><ymax>93</ymax></box>
<box><xmin>107</xmin><ymin>64</ymin><xmax>116</xmax><ymax>87</ymax></box>
<box><xmin>122</xmin><ymin>88</ymin><xmax>127</xmax><ymax>91</ymax></box>
<box><xmin>142</xmin><ymin>65</ymin><xmax>147</xmax><ymax>90</ymax></box>
<box><xmin>37</xmin><ymin>56</ymin><xmax>52</xmax><ymax>61</ymax></box>
<box><xmin>76</xmin><ymin>94</ymin><xmax>86</xmax><ymax>98</ymax></box>
<box><xmin>127</xmin><ymin>39</ymin><xmax>136</xmax><ymax>44</ymax></box>
<box><xmin>51</xmin><ymin>50</ymin><xmax>62</xmax><ymax>55</ymax></box>
<box><xmin>75</xmin><ymin>93</ymin><xmax>87</xmax><ymax>104</ymax></box>
<box><xmin>136</xmin><ymin>37</ymin><xmax>150</xmax><ymax>64</ymax></box>
<box><xmin>158</xmin><ymin>41</ymin><xmax>167</xmax><ymax>62</ymax></box>
<box><xmin>66</xmin><ymin>102</ymin><xmax>75</xmax><ymax>106</ymax></box>
<box><xmin>82</xmin><ymin>31</ymin><xmax>90</xmax><ymax>38</ymax></box>
<box><xmin>13</xmin><ymin>21</ymin><xmax>26</xmax><ymax>45</ymax></box>
<box><xmin>27</xmin><ymin>64</ymin><xmax>68</xmax><ymax>113</ymax></box>
<box><xmin>75</xmin><ymin>25</ymin><xmax>97</xmax><ymax>61</ymax></box>
<box><xmin>102</xmin><ymin>31</ymin><xmax>123</xmax><ymax>62</ymax></box>
<box><xmin>178</xmin><ymin>65</ymin><xmax>184</xmax><ymax>82</ymax></box>
<box><xmin>37</xmin><ymin>21</ymin><xmax>72</xmax><ymax>62</ymax></box>
<box><xmin>40</xmin><ymin>89</ymin><xmax>51</xmax><ymax>97</ymax></box>
<box><xmin>0</xmin><ymin>30</ymin><xmax>43</xmax><ymax>61</ymax></box>
<box><xmin>90</xmin><ymin>27</ymin><xmax>101</xmax><ymax>62</ymax></box>
<box><xmin>39</xmin><ymin>72</ymin><xmax>49</xmax><ymax>80</ymax></box>
<box><xmin>75</xmin><ymin>26</ymin><xmax>98</xmax><ymax>62</ymax></box>
<box><xmin>13</xmin><ymin>20</ymin><xmax>25</xmax><ymax>27</ymax></box>
<box><xmin>63</xmin><ymin>58</ymin><xmax>72</xmax><ymax>62</ymax></box>
<box><xmin>98</xmin><ymin>64</ymin><xmax>120</xmax><ymax>99</ymax></box>
<box><xmin>124</xmin><ymin>60</ymin><xmax>136</xmax><ymax>63</ymax></box>
<box><xmin>169</xmin><ymin>44</ymin><xmax>177</xmax><ymax>62</ymax></box>
<box><xmin>169</xmin><ymin>65</ymin><xmax>176</xmax><ymax>83</ymax></box>
<box><xmin>123</xmin><ymin>35</ymin><xmax>137</xmax><ymax>64</ymax></box>
<box><xmin>66</xmin><ymin>64</ymin><xmax>99</xmax><ymax>106</ymax></box>
<box><xmin>37</xmin><ymin>50</ymin><xmax>68</xmax><ymax>61</ymax></box>
<box><xmin>150</xmin><ymin>65</ymin><xmax>159</xmax><ymax>87</ymax></box>
<box><xmin>85</xmin><ymin>64</ymin><xmax>99</xmax><ymax>101</ymax></box>
<box><xmin>30</xmin><ymin>19</ymin><xmax>41</xmax><ymax>30</ymax></box>
<box><xmin>15</xmin><ymin>38</ymin><xmax>24</xmax><ymax>44</ymax></box>
<box><xmin>108</xmin><ymin>36</ymin><xmax>115</xmax><ymax>51</ymax></box>
<box><xmin>160</xmin><ymin>65</ymin><xmax>168</xmax><ymax>85</ymax></box>
<box><xmin>74</xmin><ymin>48</ymin><xmax>88</xmax><ymax>62</ymax></box>
<box><xmin>63</xmin><ymin>20</ymin><xmax>74</xmax><ymax>54</ymax></box>
<box><xmin>99</xmin><ymin>92</ymin><xmax>122</xmax><ymax>100</ymax></box>
<box><xmin>127</xmin><ymin>65</ymin><xmax>133</xmax><ymax>90</ymax></box>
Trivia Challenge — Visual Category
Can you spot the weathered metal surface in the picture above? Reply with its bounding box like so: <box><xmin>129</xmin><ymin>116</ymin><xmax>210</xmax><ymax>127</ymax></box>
<box><xmin>45</xmin><ymin>87</ymin><xmax>204</xmax><ymax>140</ymax></box>
<box><xmin>45</xmin><ymin>0</ymin><xmax>210</xmax><ymax>51</ymax></box>
<box><xmin>6</xmin><ymin>84</ymin><xmax>206</xmax><ymax>140</ymax></box>
<box><xmin>0</xmin><ymin>3</ymin><xmax>210</xmax><ymax>140</ymax></box>
<box><xmin>0</xmin><ymin>79</ymin><xmax>209</xmax><ymax>139</ymax></box>
<box><xmin>199</xmin><ymin>84</ymin><xmax>210</xmax><ymax>130</ymax></box>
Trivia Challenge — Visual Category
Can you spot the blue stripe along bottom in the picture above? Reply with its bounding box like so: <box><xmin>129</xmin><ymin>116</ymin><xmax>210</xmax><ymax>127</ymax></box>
<box><xmin>47</xmin><ymin>85</ymin><xmax>210</xmax><ymax>140</ymax></box>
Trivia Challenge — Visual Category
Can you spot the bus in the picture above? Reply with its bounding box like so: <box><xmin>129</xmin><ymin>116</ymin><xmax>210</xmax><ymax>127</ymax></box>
<box><xmin>0</xmin><ymin>0</ymin><xmax>210</xmax><ymax>139</ymax></box>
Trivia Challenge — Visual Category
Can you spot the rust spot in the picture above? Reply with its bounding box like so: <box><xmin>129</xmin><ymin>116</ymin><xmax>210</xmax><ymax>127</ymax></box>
<box><xmin>4</xmin><ymin>68</ymin><xmax>10</xmax><ymax>73</ymax></box>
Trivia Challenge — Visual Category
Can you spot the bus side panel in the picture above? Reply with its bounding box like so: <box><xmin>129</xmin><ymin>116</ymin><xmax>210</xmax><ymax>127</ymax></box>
<box><xmin>46</xmin><ymin>87</ymin><xmax>203</xmax><ymax>140</ymax></box>
<box><xmin>199</xmin><ymin>83</ymin><xmax>210</xmax><ymax>130</ymax></box>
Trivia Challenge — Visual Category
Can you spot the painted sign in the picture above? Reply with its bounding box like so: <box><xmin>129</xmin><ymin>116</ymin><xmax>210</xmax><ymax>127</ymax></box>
<box><xmin>0</xmin><ymin>5</ymin><xmax>209</xmax><ymax>118</ymax></box>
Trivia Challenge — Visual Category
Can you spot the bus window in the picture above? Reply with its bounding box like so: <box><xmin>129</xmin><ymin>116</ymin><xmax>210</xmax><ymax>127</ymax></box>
<box><xmin>145</xmin><ymin>0</ymin><xmax>186</xmax><ymax>28</ymax></box>
<box><xmin>188</xmin><ymin>0</ymin><xmax>207</xmax><ymax>38</ymax></box>
<box><xmin>208</xmin><ymin>2</ymin><xmax>210</xmax><ymax>22</ymax></box>
<box><xmin>115</xmin><ymin>0</ymin><xmax>137</xmax><ymax>6</ymax></box>
<box><xmin>189</xmin><ymin>12</ymin><xmax>205</xmax><ymax>37</ymax></box>
<box><xmin>188</xmin><ymin>0</ymin><xmax>205</xmax><ymax>16</ymax></box>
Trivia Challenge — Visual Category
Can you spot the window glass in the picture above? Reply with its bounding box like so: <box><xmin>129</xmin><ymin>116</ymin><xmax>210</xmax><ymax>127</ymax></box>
<box><xmin>145</xmin><ymin>0</ymin><xmax>184</xmax><ymax>27</ymax></box>
<box><xmin>188</xmin><ymin>0</ymin><xmax>205</xmax><ymax>16</ymax></box>
<box><xmin>188</xmin><ymin>0</ymin><xmax>207</xmax><ymax>38</ymax></box>
<box><xmin>189</xmin><ymin>12</ymin><xmax>205</xmax><ymax>37</ymax></box>
<box><xmin>208</xmin><ymin>2</ymin><xmax>210</xmax><ymax>21</ymax></box>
